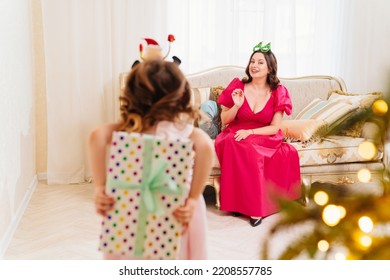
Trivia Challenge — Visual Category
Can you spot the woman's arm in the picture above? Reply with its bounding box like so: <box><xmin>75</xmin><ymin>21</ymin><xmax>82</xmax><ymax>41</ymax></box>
<box><xmin>220</xmin><ymin>88</ymin><xmax>245</xmax><ymax>125</ymax></box>
<box><xmin>252</xmin><ymin>111</ymin><xmax>283</xmax><ymax>135</ymax></box>
<box><xmin>187</xmin><ymin>127</ymin><xmax>214</xmax><ymax>200</ymax></box>
<box><xmin>220</xmin><ymin>104</ymin><xmax>240</xmax><ymax>125</ymax></box>
<box><xmin>234</xmin><ymin>111</ymin><xmax>284</xmax><ymax>141</ymax></box>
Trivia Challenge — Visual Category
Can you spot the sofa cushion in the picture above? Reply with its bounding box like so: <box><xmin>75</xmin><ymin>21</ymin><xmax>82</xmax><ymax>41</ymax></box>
<box><xmin>281</xmin><ymin>77</ymin><xmax>345</xmax><ymax>119</ymax></box>
<box><xmin>199</xmin><ymin>100</ymin><xmax>219</xmax><ymax>139</ymax></box>
<box><xmin>190</xmin><ymin>87</ymin><xmax>211</xmax><ymax>127</ymax></box>
<box><xmin>284</xmin><ymin>98</ymin><xmax>357</xmax><ymax>143</ymax></box>
<box><xmin>295</xmin><ymin>98</ymin><xmax>354</xmax><ymax>122</ymax></box>
<box><xmin>209</xmin><ymin>86</ymin><xmax>225</xmax><ymax>102</ymax></box>
<box><xmin>190</xmin><ymin>87</ymin><xmax>210</xmax><ymax>109</ymax></box>
<box><xmin>281</xmin><ymin>119</ymin><xmax>327</xmax><ymax>142</ymax></box>
<box><xmin>209</xmin><ymin>86</ymin><xmax>225</xmax><ymax>131</ymax></box>
<box><xmin>327</xmin><ymin>89</ymin><xmax>382</xmax><ymax>106</ymax></box>
<box><xmin>290</xmin><ymin>135</ymin><xmax>383</xmax><ymax>166</ymax></box>
<box><xmin>327</xmin><ymin>90</ymin><xmax>383</xmax><ymax>137</ymax></box>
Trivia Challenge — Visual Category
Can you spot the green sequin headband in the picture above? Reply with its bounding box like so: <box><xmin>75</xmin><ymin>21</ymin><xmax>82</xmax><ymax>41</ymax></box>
<box><xmin>253</xmin><ymin>41</ymin><xmax>271</xmax><ymax>53</ymax></box>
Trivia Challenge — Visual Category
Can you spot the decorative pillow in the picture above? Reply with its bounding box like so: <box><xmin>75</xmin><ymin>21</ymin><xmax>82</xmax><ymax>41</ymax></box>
<box><xmin>199</xmin><ymin>100</ymin><xmax>219</xmax><ymax>139</ymax></box>
<box><xmin>288</xmin><ymin>98</ymin><xmax>357</xmax><ymax>143</ymax></box>
<box><xmin>295</xmin><ymin>98</ymin><xmax>355</xmax><ymax>123</ymax></box>
<box><xmin>327</xmin><ymin>89</ymin><xmax>383</xmax><ymax>106</ymax></box>
<box><xmin>209</xmin><ymin>86</ymin><xmax>225</xmax><ymax>102</ymax></box>
<box><xmin>209</xmin><ymin>86</ymin><xmax>226</xmax><ymax>132</ymax></box>
<box><xmin>327</xmin><ymin>90</ymin><xmax>383</xmax><ymax>137</ymax></box>
<box><xmin>281</xmin><ymin>119</ymin><xmax>328</xmax><ymax>142</ymax></box>
<box><xmin>190</xmin><ymin>87</ymin><xmax>211</xmax><ymax>109</ymax></box>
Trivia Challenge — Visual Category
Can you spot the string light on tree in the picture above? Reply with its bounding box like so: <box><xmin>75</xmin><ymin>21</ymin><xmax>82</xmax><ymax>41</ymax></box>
<box><xmin>334</xmin><ymin>252</ymin><xmax>346</xmax><ymax>260</ymax></box>
<box><xmin>358</xmin><ymin>216</ymin><xmax>374</xmax><ymax>233</ymax></box>
<box><xmin>338</xmin><ymin>206</ymin><xmax>346</xmax><ymax>219</ymax></box>
<box><xmin>317</xmin><ymin>240</ymin><xmax>329</xmax><ymax>252</ymax></box>
<box><xmin>322</xmin><ymin>204</ymin><xmax>345</xmax><ymax>226</ymax></box>
<box><xmin>359</xmin><ymin>235</ymin><xmax>373</xmax><ymax>248</ymax></box>
<box><xmin>357</xmin><ymin>168</ymin><xmax>372</xmax><ymax>183</ymax></box>
<box><xmin>372</xmin><ymin>99</ymin><xmax>388</xmax><ymax>116</ymax></box>
<box><xmin>358</xmin><ymin>141</ymin><xmax>377</xmax><ymax>160</ymax></box>
<box><xmin>313</xmin><ymin>191</ymin><xmax>329</xmax><ymax>206</ymax></box>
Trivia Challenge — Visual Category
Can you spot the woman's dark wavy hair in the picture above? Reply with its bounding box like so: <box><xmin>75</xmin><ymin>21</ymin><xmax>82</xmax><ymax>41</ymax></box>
<box><xmin>242</xmin><ymin>50</ymin><xmax>280</xmax><ymax>90</ymax></box>
<box><xmin>119</xmin><ymin>59</ymin><xmax>199</xmax><ymax>132</ymax></box>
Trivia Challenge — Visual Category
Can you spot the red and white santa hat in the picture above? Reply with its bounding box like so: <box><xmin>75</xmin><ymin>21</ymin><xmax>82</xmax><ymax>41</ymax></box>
<box><xmin>144</xmin><ymin>38</ymin><xmax>161</xmax><ymax>48</ymax></box>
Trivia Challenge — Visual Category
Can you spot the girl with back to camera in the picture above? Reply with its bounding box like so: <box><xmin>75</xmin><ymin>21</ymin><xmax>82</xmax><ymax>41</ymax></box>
<box><xmin>88</xmin><ymin>59</ymin><xmax>213</xmax><ymax>259</ymax></box>
<box><xmin>215</xmin><ymin>42</ymin><xmax>301</xmax><ymax>227</ymax></box>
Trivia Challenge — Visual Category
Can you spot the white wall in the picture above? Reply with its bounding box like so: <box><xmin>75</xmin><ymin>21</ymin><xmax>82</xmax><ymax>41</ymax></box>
<box><xmin>0</xmin><ymin>0</ymin><xmax>37</xmax><ymax>258</ymax></box>
<box><xmin>340</xmin><ymin>0</ymin><xmax>390</xmax><ymax>93</ymax></box>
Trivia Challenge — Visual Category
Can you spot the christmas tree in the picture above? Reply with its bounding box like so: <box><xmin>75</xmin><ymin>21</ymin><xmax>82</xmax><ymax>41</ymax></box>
<box><xmin>263</xmin><ymin>93</ymin><xmax>390</xmax><ymax>260</ymax></box>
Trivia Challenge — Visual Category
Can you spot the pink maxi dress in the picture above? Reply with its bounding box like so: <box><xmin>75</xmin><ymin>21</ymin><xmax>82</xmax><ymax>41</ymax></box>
<box><xmin>215</xmin><ymin>78</ymin><xmax>301</xmax><ymax>218</ymax></box>
<box><xmin>104</xmin><ymin>121</ymin><xmax>207</xmax><ymax>260</ymax></box>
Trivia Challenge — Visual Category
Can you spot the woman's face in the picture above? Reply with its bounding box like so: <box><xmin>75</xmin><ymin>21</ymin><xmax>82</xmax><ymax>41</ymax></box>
<box><xmin>249</xmin><ymin>52</ymin><xmax>269</xmax><ymax>79</ymax></box>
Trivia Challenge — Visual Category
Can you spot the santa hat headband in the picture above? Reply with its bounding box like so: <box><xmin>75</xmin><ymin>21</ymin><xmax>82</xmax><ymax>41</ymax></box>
<box><xmin>143</xmin><ymin>38</ymin><xmax>161</xmax><ymax>49</ymax></box>
<box><xmin>136</xmin><ymin>34</ymin><xmax>177</xmax><ymax>64</ymax></box>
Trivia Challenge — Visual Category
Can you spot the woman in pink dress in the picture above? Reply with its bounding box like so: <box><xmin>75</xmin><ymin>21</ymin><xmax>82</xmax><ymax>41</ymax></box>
<box><xmin>88</xmin><ymin>60</ymin><xmax>213</xmax><ymax>259</ymax></box>
<box><xmin>215</xmin><ymin>42</ymin><xmax>301</xmax><ymax>227</ymax></box>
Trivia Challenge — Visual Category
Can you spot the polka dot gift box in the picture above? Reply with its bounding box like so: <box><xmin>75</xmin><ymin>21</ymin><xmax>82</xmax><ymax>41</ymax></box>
<box><xmin>99</xmin><ymin>131</ymin><xmax>193</xmax><ymax>259</ymax></box>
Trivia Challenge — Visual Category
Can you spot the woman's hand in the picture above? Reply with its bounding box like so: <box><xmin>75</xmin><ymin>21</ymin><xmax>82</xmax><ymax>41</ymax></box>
<box><xmin>173</xmin><ymin>197</ymin><xmax>199</xmax><ymax>233</ymax></box>
<box><xmin>234</xmin><ymin>129</ymin><xmax>253</xmax><ymax>141</ymax></box>
<box><xmin>94</xmin><ymin>186</ymin><xmax>115</xmax><ymax>217</ymax></box>
<box><xmin>232</xmin><ymin>89</ymin><xmax>244</xmax><ymax>108</ymax></box>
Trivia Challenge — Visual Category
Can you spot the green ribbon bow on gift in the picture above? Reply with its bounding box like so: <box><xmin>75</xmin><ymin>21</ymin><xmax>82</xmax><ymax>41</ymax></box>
<box><xmin>253</xmin><ymin>41</ymin><xmax>271</xmax><ymax>53</ymax></box>
<box><xmin>106</xmin><ymin>134</ymin><xmax>186</xmax><ymax>256</ymax></box>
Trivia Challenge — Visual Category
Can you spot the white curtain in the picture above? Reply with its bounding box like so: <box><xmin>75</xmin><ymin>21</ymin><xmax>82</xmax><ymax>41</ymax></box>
<box><xmin>167</xmin><ymin>0</ymin><xmax>390</xmax><ymax>92</ymax></box>
<box><xmin>41</xmin><ymin>0</ymin><xmax>170</xmax><ymax>184</ymax></box>
<box><xmin>41</xmin><ymin>0</ymin><xmax>390</xmax><ymax>184</ymax></box>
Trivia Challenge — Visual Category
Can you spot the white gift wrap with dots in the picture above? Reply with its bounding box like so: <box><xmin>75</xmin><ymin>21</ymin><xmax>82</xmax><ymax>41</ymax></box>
<box><xmin>99</xmin><ymin>131</ymin><xmax>193</xmax><ymax>259</ymax></box>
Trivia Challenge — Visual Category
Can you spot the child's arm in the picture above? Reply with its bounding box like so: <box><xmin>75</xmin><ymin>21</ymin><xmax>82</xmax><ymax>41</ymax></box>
<box><xmin>88</xmin><ymin>123</ymin><xmax>120</xmax><ymax>216</ymax></box>
<box><xmin>173</xmin><ymin>127</ymin><xmax>214</xmax><ymax>229</ymax></box>
<box><xmin>188</xmin><ymin>127</ymin><xmax>214</xmax><ymax>201</ymax></box>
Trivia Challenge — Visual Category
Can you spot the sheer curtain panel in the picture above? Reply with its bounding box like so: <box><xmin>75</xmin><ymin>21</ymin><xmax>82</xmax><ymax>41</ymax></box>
<box><xmin>40</xmin><ymin>0</ymin><xmax>390</xmax><ymax>184</ymax></box>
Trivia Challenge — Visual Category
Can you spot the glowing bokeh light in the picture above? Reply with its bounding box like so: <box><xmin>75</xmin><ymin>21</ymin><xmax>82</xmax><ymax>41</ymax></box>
<box><xmin>317</xmin><ymin>240</ymin><xmax>330</xmax><ymax>252</ymax></box>
<box><xmin>360</xmin><ymin>235</ymin><xmax>372</xmax><ymax>247</ymax></box>
<box><xmin>358</xmin><ymin>141</ymin><xmax>377</xmax><ymax>160</ymax></box>
<box><xmin>359</xmin><ymin>216</ymin><xmax>374</xmax><ymax>233</ymax></box>
<box><xmin>335</xmin><ymin>252</ymin><xmax>346</xmax><ymax>260</ymax></box>
<box><xmin>322</xmin><ymin>204</ymin><xmax>343</xmax><ymax>226</ymax></box>
<box><xmin>338</xmin><ymin>206</ymin><xmax>346</xmax><ymax>219</ymax></box>
<box><xmin>314</xmin><ymin>191</ymin><xmax>329</xmax><ymax>206</ymax></box>
<box><xmin>357</xmin><ymin>168</ymin><xmax>371</xmax><ymax>183</ymax></box>
<box><xmin>372</xmin><ymin>99</ymin><xmax>388</xmax><ymax>116</ymax></box>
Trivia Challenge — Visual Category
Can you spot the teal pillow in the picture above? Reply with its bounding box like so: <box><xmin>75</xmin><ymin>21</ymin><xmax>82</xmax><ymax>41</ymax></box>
<box><xmin>199</xmin><ymin>100</ymin><xmax>219</xmax><ymax>139</ymax></box>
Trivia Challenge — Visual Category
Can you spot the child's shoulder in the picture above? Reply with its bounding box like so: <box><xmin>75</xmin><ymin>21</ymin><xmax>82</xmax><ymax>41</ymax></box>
<box><xmin>191</xmin><ymin>127</ymin><xmax>214</xmax><ymax>147</ymax></box>
<box><xmin>90</xmin><ymin>122</ymin><xmax>121</xmax><ymax>145</ymax></box>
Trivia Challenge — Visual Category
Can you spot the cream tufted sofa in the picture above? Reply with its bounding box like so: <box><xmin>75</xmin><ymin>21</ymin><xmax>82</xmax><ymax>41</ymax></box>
<box><xmin>185</xmin><ymin>66</ymin><xmax>388</xmax><ymax>207</ymax></box>
<box><xmin>120</xmin><ymin>66</ymin><xmax>388</xmax><ymax>208</ymax></box>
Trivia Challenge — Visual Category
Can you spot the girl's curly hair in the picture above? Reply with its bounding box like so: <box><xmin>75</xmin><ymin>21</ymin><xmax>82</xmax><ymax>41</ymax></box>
<box><xmin>119</xmin><ymin>59</ymin><xmax>199</xmax><ymax>132</ymax></box>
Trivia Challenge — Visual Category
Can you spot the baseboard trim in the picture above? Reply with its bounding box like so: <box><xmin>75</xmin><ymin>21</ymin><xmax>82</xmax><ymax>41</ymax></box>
<box><xmin>0</xmin><ymin>175</ymin><xmax>38</xmax><ymax>259</ymax></box>
<box><xmin>37</xmin><ymin>172</ymin><xmax>47</xmax><ymax>181</ymax></box>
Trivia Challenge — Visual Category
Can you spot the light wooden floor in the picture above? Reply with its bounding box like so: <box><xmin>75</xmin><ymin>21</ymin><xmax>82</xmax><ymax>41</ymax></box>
<box><xmin>4</xmin><ymin>181</ymin><xmax>297</xmax><ymax>260</ymax></box>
